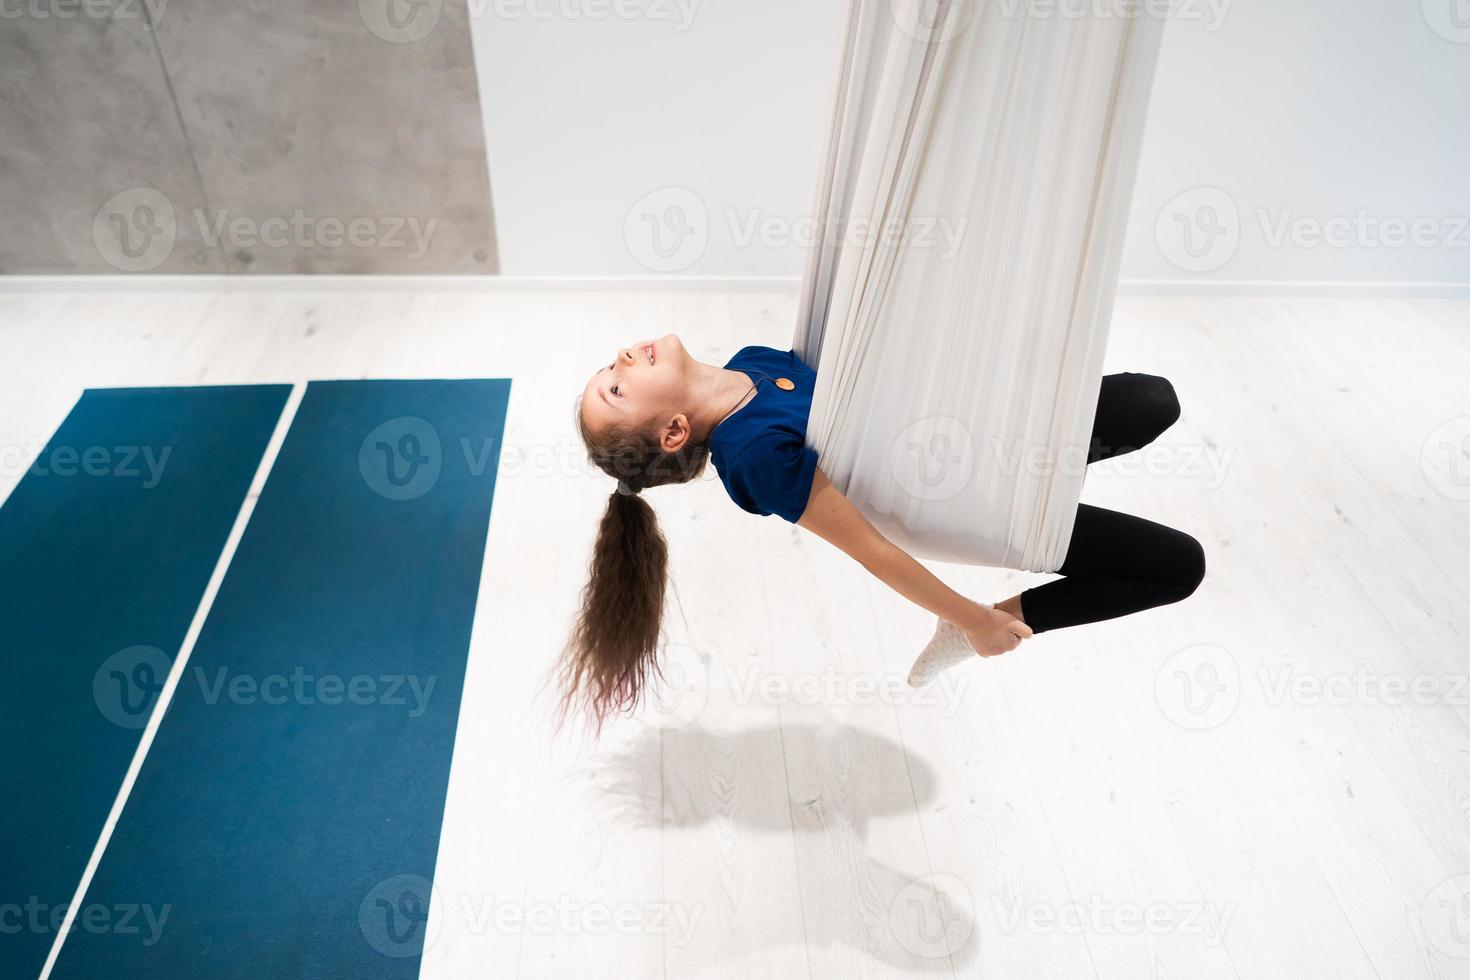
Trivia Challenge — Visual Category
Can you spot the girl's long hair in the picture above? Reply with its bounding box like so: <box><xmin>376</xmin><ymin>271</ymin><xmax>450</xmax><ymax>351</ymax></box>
<box><xmin>558</xmin><ymin>405</ymin><xmax>709</xmax><ymax>732</ymax></box>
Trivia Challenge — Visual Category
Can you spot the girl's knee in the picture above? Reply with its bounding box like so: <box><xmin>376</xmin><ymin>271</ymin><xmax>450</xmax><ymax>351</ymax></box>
<box><xmin>1109</xmin><ymin>372</ymin><xmax>1181</xmax><ymax>445</ymax></box>
<box><xmin>1145</xmin><ymin>375</ymin><xmax>1182</xmax><ymax>434</ymax></box>
<box><xmin>1167</xmin><ymin>532</ymin><xmax>1206</xmax><ymax>600</ymax></box>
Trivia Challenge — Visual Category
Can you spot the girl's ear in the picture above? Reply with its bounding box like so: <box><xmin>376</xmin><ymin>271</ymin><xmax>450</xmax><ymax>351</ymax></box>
<box><xmin>660</xmin><ymin>414</ymin><xmax>692</xmax><ymax>454</ymax></box>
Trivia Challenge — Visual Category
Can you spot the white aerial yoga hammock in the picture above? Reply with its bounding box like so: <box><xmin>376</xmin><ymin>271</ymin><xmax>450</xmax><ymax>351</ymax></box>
<box><xmin>794</xmin><ymin>0</ymin><xmax>1168</xmax><ymax>573</ymax></box>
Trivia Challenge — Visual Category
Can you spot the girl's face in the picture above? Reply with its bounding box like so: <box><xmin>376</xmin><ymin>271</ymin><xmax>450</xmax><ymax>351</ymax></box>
<box><xmin>580</xmin><ymin>333</ymin><xmax>698</xmax><ymax>445</ymax></box>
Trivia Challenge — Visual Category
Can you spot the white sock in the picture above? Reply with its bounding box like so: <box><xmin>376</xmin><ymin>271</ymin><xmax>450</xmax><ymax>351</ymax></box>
<box><xmin>906</xmin><ymin>615</ymin><xmax>980</xmax><ymax>689</ymax></box>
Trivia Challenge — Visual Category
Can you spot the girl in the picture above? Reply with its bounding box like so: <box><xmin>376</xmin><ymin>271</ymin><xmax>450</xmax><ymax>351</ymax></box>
<box><xmin>561</xmin><ymin>334</ymin><xmax>1205</xmax><ymax>725</ymax></box>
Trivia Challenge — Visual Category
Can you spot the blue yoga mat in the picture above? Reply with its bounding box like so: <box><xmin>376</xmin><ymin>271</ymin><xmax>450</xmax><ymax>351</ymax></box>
<box><xmin>51</xmin><ymin>379</ymin><xmax>511</xmax><ymax>979</ymax></box>
<box><xmin>0</xmin><ymin>385</ymin><xmax>290</xmax><ymax>980</ymax></box>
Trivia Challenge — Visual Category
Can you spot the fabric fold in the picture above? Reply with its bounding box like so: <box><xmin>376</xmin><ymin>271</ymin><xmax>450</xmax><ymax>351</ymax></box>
<box><xmin>794</xmin><ymin>0</ymin><xmax>1167</xmax><ymax>571</ymax></box>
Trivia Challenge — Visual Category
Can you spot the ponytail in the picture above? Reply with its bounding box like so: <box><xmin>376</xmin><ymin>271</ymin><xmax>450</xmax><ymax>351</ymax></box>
<box><xmin>557</xmin><ymin>488</ymin><xmax>669</xmax><ymax>731</ymax></box>
<box><xmin>562</xmin><ymin>400</ymin><xmax>710</xmax><ymax>733</ymax></box>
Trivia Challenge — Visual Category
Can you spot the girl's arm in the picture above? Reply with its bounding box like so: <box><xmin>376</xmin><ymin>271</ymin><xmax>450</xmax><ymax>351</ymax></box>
<box><xmin>796</xmin><ymin>469</ymin><xmax>1032</xmax><ymax>656</ymax></box>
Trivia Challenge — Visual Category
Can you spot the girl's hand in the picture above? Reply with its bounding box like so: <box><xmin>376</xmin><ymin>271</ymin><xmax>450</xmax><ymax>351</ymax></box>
<box><xmin>959</xmin><ymin>601</ymin><xmax>1034</xmax><ymax>658</ymax></box>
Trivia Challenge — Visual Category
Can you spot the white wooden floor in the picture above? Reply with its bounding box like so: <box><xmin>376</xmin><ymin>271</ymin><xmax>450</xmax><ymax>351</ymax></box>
<box><xmin>4</xmin><ymin>287</ymin><xmax>1470</xmax><ymax>979</ymax></box>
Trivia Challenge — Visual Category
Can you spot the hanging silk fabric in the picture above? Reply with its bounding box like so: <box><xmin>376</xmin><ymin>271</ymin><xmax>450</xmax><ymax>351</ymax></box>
<box><xmin>794</xmin><ymin>0</ymin><xmax>1168</xmax><ymax>571</ymax></box>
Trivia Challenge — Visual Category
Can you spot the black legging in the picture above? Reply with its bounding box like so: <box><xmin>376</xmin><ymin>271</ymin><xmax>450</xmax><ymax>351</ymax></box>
<box><xmin>1018</xmin><ymin>373</ymin><xmax>1207</xmax><ymax>634</ymax></box>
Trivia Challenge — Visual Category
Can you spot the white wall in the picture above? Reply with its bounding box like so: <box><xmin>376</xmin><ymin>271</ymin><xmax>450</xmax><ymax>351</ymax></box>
<box><xmin>470</xmin><ymin>0</ymin><xmax>1470</xmax><ymax>287</ymax></box>
<box><xmin>1128</xmin><ymin>0</ymin><xmax>1470</xmax><ymax>288</ymax></box>
<box><xmin>468</xmin><ymin>0</ymin><xmax>844</xmax><ymax>278</ymax></box>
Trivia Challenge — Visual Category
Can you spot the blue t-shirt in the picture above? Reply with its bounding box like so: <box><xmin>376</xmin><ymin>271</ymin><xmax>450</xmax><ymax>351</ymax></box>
<box><xmin>708</xmin><ymin>345</ymin><xmax>820</xmax><ymax>524</ymax></box>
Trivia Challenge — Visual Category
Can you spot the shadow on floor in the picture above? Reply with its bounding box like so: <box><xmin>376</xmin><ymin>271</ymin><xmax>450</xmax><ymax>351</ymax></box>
<box><xmin>582</xmin><ymin>721</ymin><xmax>977</xmax><ymax>973</ymax></box>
